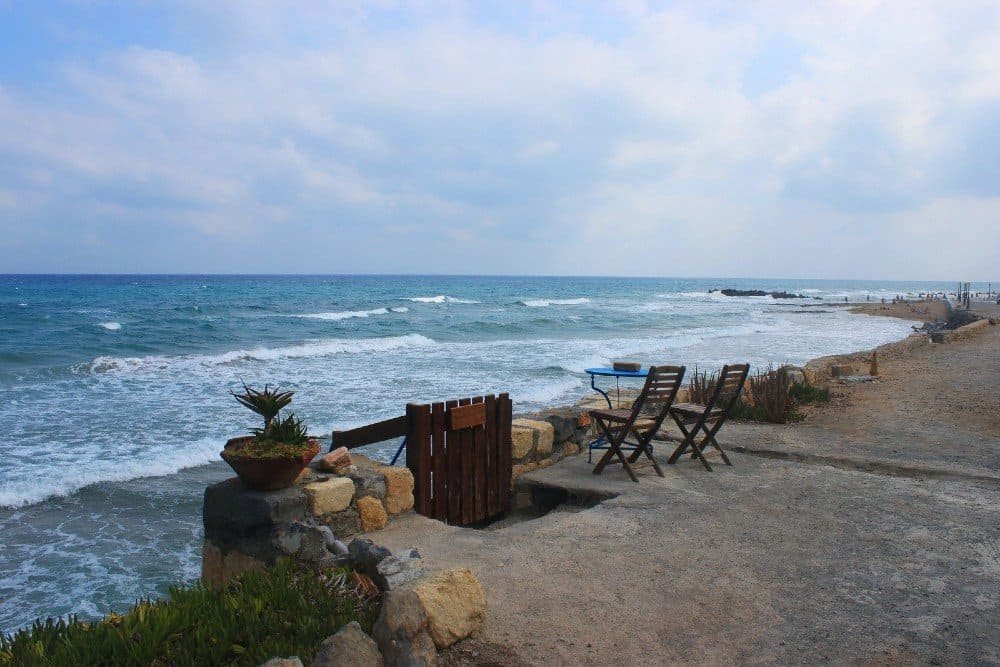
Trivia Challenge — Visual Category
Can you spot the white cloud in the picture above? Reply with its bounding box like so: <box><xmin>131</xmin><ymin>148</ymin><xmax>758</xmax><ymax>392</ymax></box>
<box><xmin>0</xmin><ymin>1</ymin><xmax>997</xmax><ymax>277</ymax></box>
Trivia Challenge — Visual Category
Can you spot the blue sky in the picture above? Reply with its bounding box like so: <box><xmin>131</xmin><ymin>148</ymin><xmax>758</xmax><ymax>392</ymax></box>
<box><xmin>0</xmin><ymin>1</ymin><xmax>997</xmax><ymax>279</ymax></box>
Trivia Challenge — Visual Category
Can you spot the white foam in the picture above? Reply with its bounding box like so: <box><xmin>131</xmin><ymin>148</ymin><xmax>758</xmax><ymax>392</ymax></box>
<box><xmin>18</xmin><ymin>302</ymin><xmax>28</xmax><ymax>307</ymax></box>
<box><xmin>390</xmin><ymin>307</ymin><xmax>409</xmax><ymax>313</ymax></box>
<box><xmin>520</xmin><ymin>298</ymin><xmax>591</xmax><ymax>307</ymax></box>
<box><xmin>408</xmin><ymin>295</ymin><xmax>480</xmax><ymax>304</ymax></box>
<box><xmin>0</xmin><ymin>437</ymin><xmax>222</xmax><ymax>508</ymax></box>
<box><xmin>291</xmin><ymin>308</ymin><xmax>389</xmax><ymax>321</ymax></box>
<box><xmin>87</xmin><ymin>334</ymin><xmax>437</xmax><ymax>374</ymax></box>
<box><xmin>99</xmin><ymin>321</ymin><xmax>122</xmax><ymax>331</ymax></box>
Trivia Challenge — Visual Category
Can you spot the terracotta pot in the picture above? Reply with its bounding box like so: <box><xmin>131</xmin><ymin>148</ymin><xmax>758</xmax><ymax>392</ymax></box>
<box><xmin>221</xmin><ymin>436</ymin><xmax>320</xmax><ymax>491</ymax></box>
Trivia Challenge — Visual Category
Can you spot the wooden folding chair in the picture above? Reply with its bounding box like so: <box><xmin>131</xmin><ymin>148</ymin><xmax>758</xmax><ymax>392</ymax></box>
<box><xmin>667</xmin><ymin>363</ymin><xmax>749</xmax><ymax>471</ymax></box>
<box><xmin>589</xmin><ymin>366</ymin><xmax>686</xmax><ymax>482</ymax></box>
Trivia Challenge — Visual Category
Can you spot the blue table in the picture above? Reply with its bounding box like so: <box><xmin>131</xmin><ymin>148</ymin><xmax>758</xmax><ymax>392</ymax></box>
<box><xmin>584</xmin><ymin>367</ymin><xmax>649</xmax><ymax>409</ymax></box>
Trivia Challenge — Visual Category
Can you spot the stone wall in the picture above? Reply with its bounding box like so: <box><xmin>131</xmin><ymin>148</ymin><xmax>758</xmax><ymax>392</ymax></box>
<box><xmin>202</xmin><ymin>454</ymin><xmax>414</xmax><ymax>586</ymax></box>
<box><xmin>509</xmin><ymin>407</ymin><xmax>594</xmax><ymax>479</ymax></box>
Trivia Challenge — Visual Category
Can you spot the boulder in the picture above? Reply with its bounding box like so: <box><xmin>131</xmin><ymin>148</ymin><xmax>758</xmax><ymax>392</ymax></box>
<box><xmin>203</xmin><ymin>478</ymin><xmax>307</xmax><ymax>532</ymax></box>
<box><xmin>201</xmin><ymin>540</ymin><xmax>265</xmax><ymax>587</ymax></box>
<box><xmin>357</xmin><ymin>496</ymin><xmax>389</xmax><ymax>532</ymax></box>
<box><xmin>779</xmin><ymin>365</ymin><xmax>807</xmax><ymax>386</ymax></box>
<box><xmin>304</xmin><ymin>478</ymin><xmax>355</xmax><ymax>517</ymax></box>
<box><xmin>313</xmin><ymin>621</ymin><xmax>383</xmax><ymax>667</ymax></box>
<box><xmin>373</xmin><ymin>589</ymin><xmax>438</xmax><ymax>666</ymax></box>
<box><xmin>378</xmin><ymin>466</ymin><xmax>414</xmax><ymax>515</ymax></box>
<box><xmin>409</xmin><ymin>568</ymin><xmax>486</xmax><ymax>649</ymax></box>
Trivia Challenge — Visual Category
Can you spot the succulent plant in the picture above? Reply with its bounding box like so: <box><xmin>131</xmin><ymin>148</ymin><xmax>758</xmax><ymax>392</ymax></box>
<box><xmin>231</xmin><ymin>382</ymin><xmax>294</xmax><ymax>432</ymax></box>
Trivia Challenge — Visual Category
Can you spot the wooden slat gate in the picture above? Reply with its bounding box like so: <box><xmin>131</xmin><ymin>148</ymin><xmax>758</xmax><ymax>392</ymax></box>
<box><xmin>405</xmin><ymin>393</ymin><xmax>512</xmax><ymax>526</ymax></box>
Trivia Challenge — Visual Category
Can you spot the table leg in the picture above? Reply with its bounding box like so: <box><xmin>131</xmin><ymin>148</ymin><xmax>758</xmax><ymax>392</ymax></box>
<box><xmin>590</xmin><ymin>373</ymin><xmax>612</xmax><ymax>409</ymax></box>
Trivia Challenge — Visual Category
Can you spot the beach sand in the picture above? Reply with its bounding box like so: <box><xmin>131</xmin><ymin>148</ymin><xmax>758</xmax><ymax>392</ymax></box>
<box><xmin>372</xmin><ymin>304</ymin><xmax>999</xmax><ymax>665</ymax></box>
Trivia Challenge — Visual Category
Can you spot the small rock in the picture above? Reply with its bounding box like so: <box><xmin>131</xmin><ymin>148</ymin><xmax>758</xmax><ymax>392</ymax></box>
<box><xmin>313</xmin><ymin>621</ymin><xmax>383</xmax><ymax>667</ymax></box>
<box><xmin>258</xmin><ymin>658</ymin><xmax>303</xmax><ymax>667</ymax></box>
<box><xmin>375</xmin><ymin>549</ymin><xmax>425</xmax><ymax>591</ymax></box>
<box><xmin>318</xmin><ymin>447</ymin><xmax>352</xmax><ymax>472</ymax></box>
<box><xmin>349</xmin><ymin>539</ymin><xmax>392</xmax><ymax>576</ymax></box>
<box><xmin>377</xmin><ymin>466</ymin><xmax>415</xmax><ymax>515</ymax></box>
<box><xmin>304</xmin><ymin>477</ymin><xmax>356</xmax><ymax>516</ymax></box>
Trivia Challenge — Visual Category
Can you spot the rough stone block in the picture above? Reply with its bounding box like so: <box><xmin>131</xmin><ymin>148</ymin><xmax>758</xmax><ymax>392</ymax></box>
<box><xmin>512</xmin><ymin>418</ymin><xmax>554</xmax><ymax>458</ymax></box>
<box><xmin>561</xmin><ymin>442</ymin><xmax>580</xmax><ymax>456</ymax></box>
<box><xmin>378</xmin><ymin>466</ymin><xmax>414</xmax><ymax>515</ymax></box>
<box><xmin>313</xmin><ymin>621</ymin><xmax>383</xmax><ymax>667</ymax></box>
<box><xmin>510</xmin><ymin>425</ymin><xmax>534</xmax><ymax>460</ymax></box>
<box><xmin>305</xmin><ymin>477</ymin><xmax>355</xmax><ymax>516</ymax></box>
<box><xmin>203</xmin><ymin>478</ymin><xmax>307</xmax><ymax>534</ymax></box>
<box><xmin>324</xmin><ymin>508</ymin><xmax>361</xmax><ymax>537</ymax></box>
<box><xmin>409</xmin><ymin>568</ymin><xmax>487</xmax><ymax>649</ymax></box>
<box><xmin>259</xmin><ymin>658</ymin><xmax>304</xmax><ymax>667</ymax></box>
<box><xmin>348</xmin><ymin>467</ymin><xmax>388</xmax><ymax>500</ymax></box>
<box><xmin>358</xmin><ymin>496</ymin><xmax>389</xmax><ymax>532</ymax></box>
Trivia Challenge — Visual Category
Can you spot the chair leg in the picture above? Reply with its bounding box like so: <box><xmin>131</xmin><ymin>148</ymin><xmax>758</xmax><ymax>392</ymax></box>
<box><xmin>668</xmin><ymin>415</ymin><xmax>714</xmax><ymax>471</ymax></box>
<box><xmin>592</xmin><ymin>422</ymin><xmax>640</xmax><ymax>482</ymax></box>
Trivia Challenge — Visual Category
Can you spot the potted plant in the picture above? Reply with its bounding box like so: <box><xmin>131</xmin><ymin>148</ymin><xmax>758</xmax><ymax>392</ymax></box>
<box><xmin>221</xmin><ymin>383</ymin><xmax>320</xmax><ymax>491</ymax></box>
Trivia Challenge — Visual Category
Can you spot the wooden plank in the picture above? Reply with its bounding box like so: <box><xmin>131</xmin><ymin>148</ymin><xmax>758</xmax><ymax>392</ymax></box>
<box><xmin>447</xmin><ymin>402</ymin><xmax>486</xmax><ymax>430</ymax></box>
<box><xmin>431</xmin><ymin>402</ymin><xmax>447</xmax><ymax>521</ymax></box>
<box><xmin>473</xmin><ymin>421</ymin><xmax>486</xmax><ymax>522</ymax></box>
<box><xmin>460</xmin><ymin>422</ymin><xmax>474</xmax><ymax>524</ymax></box>
<box><xmin>484</xmin><ymin>394</ymin><xmax>497</xmax><ymax>516</ymax></box>
<box><xmin>471</xmin><ymin>397</ymin><xmax>486</xmax><ymax>521</ymax></box>
<box><xmin>406</xmin><ymin>403</ymin><xmax>432</xmax><ymax>517</ymax></box>
<box><xmin>445</xmin><ymin>400</ymin><xmax>461</xmax><ymax>524</ymax></box>
<box><xmin>498</xmin><ymin>393</ymin><xmax>512</xmax><ymax>508</ymax></box>
<box><xmin>332</xmin><ymin>415</ymin><xmax>407</xmax><ymax>450</ymax></box>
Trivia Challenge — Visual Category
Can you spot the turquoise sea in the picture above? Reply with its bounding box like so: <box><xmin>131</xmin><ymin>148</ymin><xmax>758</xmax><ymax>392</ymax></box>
<box><xmin>0</xmin><ymin>274</ymin><xmax>968</xmax><ymax>631</ymax></box>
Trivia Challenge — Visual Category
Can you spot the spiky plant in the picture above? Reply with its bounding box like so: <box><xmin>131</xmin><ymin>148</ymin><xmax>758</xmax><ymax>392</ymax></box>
<box><xmin>231</xmin><ymin>382</ymin><xmax>294</xmax><ymax>432</ymax></box>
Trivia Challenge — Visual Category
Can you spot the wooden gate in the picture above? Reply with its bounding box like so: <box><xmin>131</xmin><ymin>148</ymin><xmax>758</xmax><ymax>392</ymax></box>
<box><xmin>330</xmin><ymin>393</ymin><xmax>513</xmax><ymax>527</ymax></box>
<box><xmin>405</xmin><ymin>393</ymin><xmax>512</xmax><ymax>526</ymax></box>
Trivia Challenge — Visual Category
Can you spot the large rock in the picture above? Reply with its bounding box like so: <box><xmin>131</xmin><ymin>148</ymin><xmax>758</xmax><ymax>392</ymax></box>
<box><xmin>348</xmin><ymin>467</ymin><xmax>388</xmax><ymax>500</ymax></box>
<box><xmin>203</xmin><ymin>478</ymin><xmax>307</xmax><ymax>533</ymax></box>
<box><xmin>357</xmin><ymin>496</ymin><xmax>389</xmax><ymax>532</ymax></box>
<box><xmin>511</xmin><ymin>418</ymin><xmax>554</xmax><ymax>459</ymax></box>
<box><xmin>409</xmin><ymin>568</ymin><xmax>486</xmax><ymax>649</ymax></box>
<box><xmin>313</xmin><ymin>621</ymin><xmax>383</xmax><ymax>667</ymax></box>
<box><xmin>325</xmin><ymin>507</ymin><xmax>361</xmax><ymax>537</ymax></box>
<box><xmin>377</xmin><ymin>466</ymin><xmax>414</xmax><ymax>515</ymax></box>
<box><xmin>305</xmin><ymin>478</ymin><xmax>356</xmax><ymax>517</ymax></box>
<box><xmin>373</xmin><ymin>589</ymin><xmax>438</xmax><ymax>666</ymax></box>
<box><xmin>317</xmin><ymin>447</ymin><xmax>352</xmax><ymax>472</ymax></box>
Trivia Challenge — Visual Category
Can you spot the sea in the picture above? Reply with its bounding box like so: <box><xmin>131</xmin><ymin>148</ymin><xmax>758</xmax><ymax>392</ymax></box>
<box><xmin>0</xmin><ymin>274</ymin><xmax>966</xmax><ymax>632</ymax></box>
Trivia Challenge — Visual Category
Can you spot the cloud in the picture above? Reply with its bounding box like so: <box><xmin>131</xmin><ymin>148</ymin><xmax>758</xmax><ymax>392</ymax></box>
<box><xmin>0</xmin><ymin>1</ymin><xmax>997</xmax><ymax>278</ymax></box>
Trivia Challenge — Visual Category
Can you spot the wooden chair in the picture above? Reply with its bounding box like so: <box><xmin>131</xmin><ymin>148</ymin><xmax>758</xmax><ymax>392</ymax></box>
<box><xmin>667</xmin><ymin>363</ymin><xmax>749</xmax><ymax>471</ymax></box>
<box><xmin>589</xmin><ymin>366</ymin><xmax>686</xmax><ymax>482</ymax></box>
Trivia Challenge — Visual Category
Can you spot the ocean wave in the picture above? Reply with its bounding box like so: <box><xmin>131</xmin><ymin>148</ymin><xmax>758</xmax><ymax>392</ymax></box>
<box><xmin>0</xmin><ymin>437</ymin><xmax>222</xmax><ymax>508</ymax></box>
<box><xmin>291</xmin><ymin>308</ymin><xmax>389</xmax><ymax>321</ymax></box>
<box><xmin>408</xmin><ymin>295</ymin><xmax>480</xmax><ymax>304</ymax></box>
<box><xmin>87</xmin><ymin>334</ymin><xmax>436</xmax><ymax>374</ymax></box>
<box><xmin>390</xmin><ymin>307</ymin><xmax>409</xmax><ymax>313</ymax></box>
<box><xmin>520</xmin><ymin>298</ymin><xmax>591</xmax><ymax>307</ymax></box>
<box><xmin>99</xmin><ymin>321</ymin><xmax>122</xmax><ymax>331</ymax></box>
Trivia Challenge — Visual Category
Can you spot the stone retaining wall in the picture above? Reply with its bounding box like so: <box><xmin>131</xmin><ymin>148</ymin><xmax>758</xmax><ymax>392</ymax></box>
<box><xmin>202</xmin><ymin>454</ymin><xmax>414</xmax><ymax>586</ymax></box>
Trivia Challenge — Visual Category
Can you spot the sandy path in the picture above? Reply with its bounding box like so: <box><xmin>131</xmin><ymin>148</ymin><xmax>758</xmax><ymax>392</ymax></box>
<box><xmin>373</xmin><ymin>321</ymin><xmax>1000</xmax><ymax>665</ymax></box>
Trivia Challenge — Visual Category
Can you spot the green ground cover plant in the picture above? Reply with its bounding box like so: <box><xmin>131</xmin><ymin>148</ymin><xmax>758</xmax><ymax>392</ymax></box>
<box><xmin>0</xmin><ymin>561</ymin><xmax>379</xmax><ymax>666</ymax></box>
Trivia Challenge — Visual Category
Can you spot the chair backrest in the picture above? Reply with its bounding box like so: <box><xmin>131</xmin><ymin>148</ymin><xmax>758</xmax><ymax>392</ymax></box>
<box><xmin>705</xmin><ymin>363</ymin><xmax>750</xmax><ymax>415</ymax></box>
<box><xmin>630</xmin><ymin>365</ymin><xmax>686</xmax><ymax>430</ymax></box>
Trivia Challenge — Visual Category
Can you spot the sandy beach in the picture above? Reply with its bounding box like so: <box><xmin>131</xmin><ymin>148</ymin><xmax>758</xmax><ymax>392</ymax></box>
<box><xmin>371</xmin><ymin>303</ymin><xmax>1000</xmax><ymax>665</ymax></box>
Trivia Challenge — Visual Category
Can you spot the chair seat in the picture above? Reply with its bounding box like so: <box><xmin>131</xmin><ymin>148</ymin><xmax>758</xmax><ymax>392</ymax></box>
<box><xmin>670</xmin><ymin>403</ymin><xmax>723</xmax><ymax>418</ymax></box>
<box><xmin>588</xmin><ymin>408</ymin><xmax>632</xmax><ymax>422</ymax></box>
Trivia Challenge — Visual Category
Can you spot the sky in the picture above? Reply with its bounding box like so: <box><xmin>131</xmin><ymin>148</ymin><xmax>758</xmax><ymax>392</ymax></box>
<box><xmin>0</xmin><ymin>1</ymin><xmax>997</xmax><ymax>280</ymax></box>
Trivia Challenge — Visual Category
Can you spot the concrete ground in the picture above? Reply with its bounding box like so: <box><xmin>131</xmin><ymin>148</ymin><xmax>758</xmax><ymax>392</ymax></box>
<box><xmin>374</xmin><ymin>324</ymin><xmax>1000</xmax><ymax>665</ymax></box>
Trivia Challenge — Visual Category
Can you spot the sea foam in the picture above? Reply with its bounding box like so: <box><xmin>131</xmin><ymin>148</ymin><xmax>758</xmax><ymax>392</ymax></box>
<box><xmin>408</xmin><ymin>295</ymin><xmax>480</xmax><ymax>304</ymax></box>
<box><xmin>520</xmin><ymin>298</ymin><xmax>591</xmax><ymax>307</ymax></box>
<box><xmin>99</xmin><ymin>321</ymin><xmax>122</xmax><ymax>331</ymax></box>
<box><xmin>292</xmin><ymin>308</ymin><xmax>389</xmax><ymax>321</ymax></box>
